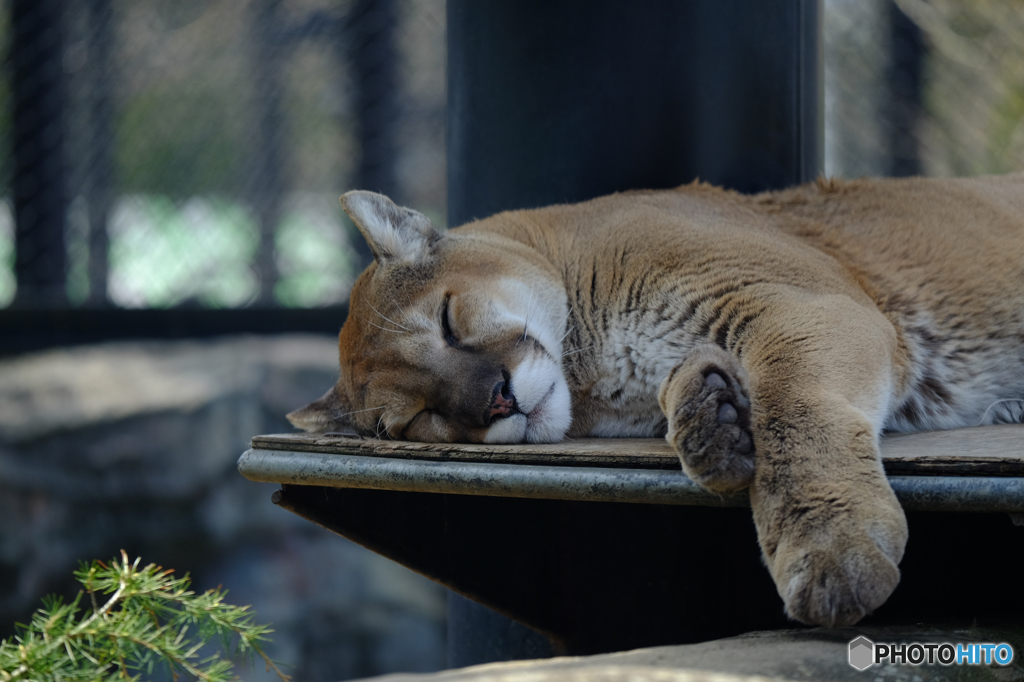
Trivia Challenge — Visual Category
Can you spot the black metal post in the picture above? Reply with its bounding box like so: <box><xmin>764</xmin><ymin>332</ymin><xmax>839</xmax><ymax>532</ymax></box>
<box><xmin>345</xmin><ymin>0</ymin><xmax>399</xmax><ymax>269</ymax></box>
<box><xmin>446</xmin><ymin>0</ymin><xmax>822</xmax><ymax>666</ymax></box>
<box><xmin>886</xmin><ymin>1</ymin><xmax>924</xmax><ymax>178</ymax></box>
<box><xmin>12</xmin><ymin>0</ymin><xmax>71</xmax><ymax>308</ymax></box>
<box><xmin>448</xmin><ymin>0</ymin><xmax>822</xmax><ymax>228</ymax></box>
<box><xmin>250</xmin><ymin>0</ymin><xmax>287</xmax><ymax>305</ymax></box>
<box><xmin>84</xmin><ymin>0</ymin><xmax>113</xmax><ymax>305</ymax></box>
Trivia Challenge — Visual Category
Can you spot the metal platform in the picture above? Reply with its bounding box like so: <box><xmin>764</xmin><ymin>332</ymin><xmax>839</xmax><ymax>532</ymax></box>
<box><xmin>238</xmin><ymin>424</ymin><xmax>1024</xmax><ymax>657</ymax></box>
<box><xmin>240</xmin><ymin>424</ymin><xmax>1024</xmax><ymax>512</ymax></box>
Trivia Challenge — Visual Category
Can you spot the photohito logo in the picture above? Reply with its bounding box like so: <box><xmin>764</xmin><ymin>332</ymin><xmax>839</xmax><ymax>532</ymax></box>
<box><xmin>848</xmin><ymin>636</ymin><xmax>1014</xmax><ymax>671</ymax></box>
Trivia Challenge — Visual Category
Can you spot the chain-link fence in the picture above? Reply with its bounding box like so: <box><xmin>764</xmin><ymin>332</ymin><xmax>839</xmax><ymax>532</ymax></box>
<box><xmin>825</xmin><ymin>0</ymin><xmax>1024</xmax><ymax>178</ymax></box>
<box><xmin>0</xmin><ymin>0</ymin><xmax>1022</xmax><ymax>311</ymax></box>
<box><xmin>0</xmin><ymin>0</ymin><xmax>444</xmax><ymax>310</ymax></box>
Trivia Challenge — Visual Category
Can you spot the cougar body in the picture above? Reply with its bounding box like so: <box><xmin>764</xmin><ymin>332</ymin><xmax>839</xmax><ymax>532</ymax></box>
<box><xmin>290</xmin><ymin>173</ymin><xmax>1024</xmax><ymax>627</ymax></box>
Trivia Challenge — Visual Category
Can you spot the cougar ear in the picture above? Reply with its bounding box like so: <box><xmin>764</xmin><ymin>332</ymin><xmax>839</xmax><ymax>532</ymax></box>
<box><xmin>340</xmin><ymin>190</ymin><xmax>441</xmax><ymax>263</ymax></box>
<box><xmin>286</xmin><ymin>385</ymin><xmax>355</xmax><ymax>433</ymax></box>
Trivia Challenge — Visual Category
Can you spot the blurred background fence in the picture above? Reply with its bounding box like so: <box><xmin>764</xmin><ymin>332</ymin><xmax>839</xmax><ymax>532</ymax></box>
<box><xmin>0</xmin><ymin>1</ymin><xmax>1022</xmax><ymax>680</ymax></box>
<box><xmin>1</xmin><ymin>2</ymin><xmax>452</xmax><ymax>680</ymax></box>
<box><xmin>825</xmin><ymin>0</ymin><xmax>1024</xmax><ymax>179</ymax></box>
<box><xmin>1</xmin><ymin>0</ymin><xmax>445</xmax><ymax>350</ymax></box>
<box><xmin>0</xmin><ymin>0</ymin><xmax>1022</xmax><ymax>326</ymax></box>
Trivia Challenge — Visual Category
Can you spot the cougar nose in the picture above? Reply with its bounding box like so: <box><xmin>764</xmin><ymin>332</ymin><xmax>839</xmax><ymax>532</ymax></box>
<box><xmin>486</xmin><ymin>373</ymin><xmax>517</xmax><ymax>424</ymax></box>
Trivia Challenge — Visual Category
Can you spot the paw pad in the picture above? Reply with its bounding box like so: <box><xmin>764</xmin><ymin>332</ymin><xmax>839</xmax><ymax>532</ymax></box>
<box><xmin>705</xmin><ymin>372</ymin><xmax>727</xmax><ymax>389</ymax></box>
<box><xmin>660</xmin><ymin>349</ymin><xmax>756</xmax><ymax>493</ymax></box>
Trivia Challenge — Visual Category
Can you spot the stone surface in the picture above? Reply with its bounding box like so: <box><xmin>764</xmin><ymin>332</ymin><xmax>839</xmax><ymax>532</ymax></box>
<box><xmin>0</xmin><ymin>336</ymin><xmax>447</xmax><ymax>680</ymax></box>
<box><xmin>361</xmin><ymin>627</ymin><xmax>1024</xmax><ymax>682</ymax></box>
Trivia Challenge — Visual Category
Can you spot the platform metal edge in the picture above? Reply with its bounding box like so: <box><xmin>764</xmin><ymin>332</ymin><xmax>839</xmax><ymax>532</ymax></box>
<box><xmin>238</xmin><ymin>448</ymin><xmax>1024</xmax><ymax>512</ymax></box>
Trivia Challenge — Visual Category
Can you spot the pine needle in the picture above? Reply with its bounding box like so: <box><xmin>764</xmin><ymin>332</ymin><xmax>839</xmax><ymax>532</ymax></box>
<box><xmin>0</xmin><ymin>550</ymin><xmax>289</xmax><ymax>682</ymax></box>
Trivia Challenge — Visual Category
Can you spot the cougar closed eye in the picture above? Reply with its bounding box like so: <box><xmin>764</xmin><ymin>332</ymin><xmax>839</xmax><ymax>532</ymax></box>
<box><xmin>441</xmin><ymin>295</ymin><xmax>458</xmax><ymax>347</ymax></box>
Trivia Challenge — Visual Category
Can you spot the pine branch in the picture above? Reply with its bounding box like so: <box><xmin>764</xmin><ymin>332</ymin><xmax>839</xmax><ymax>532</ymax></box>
<box><xmin>0</xmin><ymin>550</ymin><xmax>290</xmax><ymax>682</ymax></box>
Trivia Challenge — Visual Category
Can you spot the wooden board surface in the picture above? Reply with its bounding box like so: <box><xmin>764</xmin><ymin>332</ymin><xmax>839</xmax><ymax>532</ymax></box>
<box><xmin>251</xmin><ymin>433</ymin><xmax>680</xmax><ymax>468</ymax></box>
<box><xmin>251</xmin><ymin>423</ymin><xmax>1024</xmax><ymax>476</ymax></box>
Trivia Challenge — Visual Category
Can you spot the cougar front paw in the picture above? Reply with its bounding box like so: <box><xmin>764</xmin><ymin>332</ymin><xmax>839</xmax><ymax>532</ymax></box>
<box><xmin>658</xmin><ymin>345</ymin><xmax>754</xmax><ymax>492</ymax></box>
<box><xmin>761</xmin><ymin>485</ymin><xmax>908</xmax><ymax>627</ymax></box>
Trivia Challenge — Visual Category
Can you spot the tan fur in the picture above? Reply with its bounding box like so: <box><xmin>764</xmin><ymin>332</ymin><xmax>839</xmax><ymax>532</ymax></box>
<box><xmin>290</xmin><ymin>174</ymin><xmax>1024</xmax><ymax>627</ymax></box>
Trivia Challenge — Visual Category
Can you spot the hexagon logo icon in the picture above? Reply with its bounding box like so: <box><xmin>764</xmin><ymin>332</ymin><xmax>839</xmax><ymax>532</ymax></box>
<box><xmin>849</xmin><ymin>636</ymin><xmax>875</xmax><ymax>671</ymax></box>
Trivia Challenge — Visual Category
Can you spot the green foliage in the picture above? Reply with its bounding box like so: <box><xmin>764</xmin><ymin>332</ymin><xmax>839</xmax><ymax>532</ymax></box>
<box><xmin>116</xmin><ymin>85</ymin><xmax>248</xmax><ymax>198</ymax></box>
<box><xmin>0</xmin><ymin>551</ymin><xmax>288</xmax><ymax>682</ymax></box>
